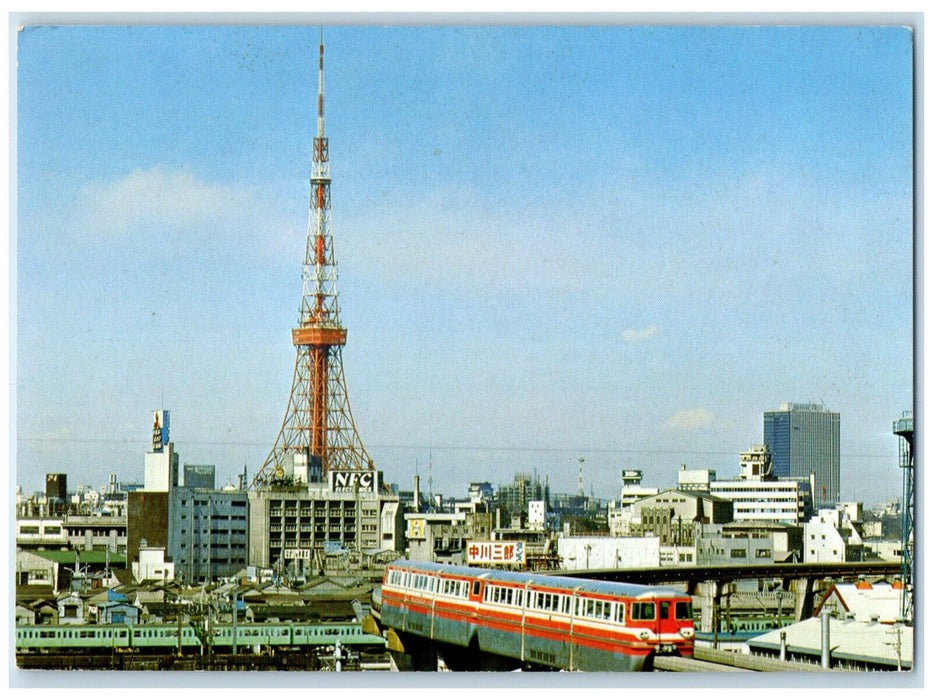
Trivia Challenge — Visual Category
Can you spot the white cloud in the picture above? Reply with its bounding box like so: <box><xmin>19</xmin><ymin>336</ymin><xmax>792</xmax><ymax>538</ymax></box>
<box><xmin>76</xmin><ymin>166</ymin><xmax>248</xmax><ymax>234</ymax></box>
<box><xmin>665</xmin><ymin>407</ymin><xmax>716</xmax><ymax>431</ymax></box>
<box><xmin>622</xmin><ymin>325</ymin><xmax>657</xmax><ymax>344</ymax></box>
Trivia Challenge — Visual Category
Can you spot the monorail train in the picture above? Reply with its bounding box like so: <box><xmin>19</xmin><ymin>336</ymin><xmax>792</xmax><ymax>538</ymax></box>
<box><xmin>380</xmin><ymin>560</ymin><xmax>694</xmax><ymax>671</ymax></box>
<box><xmin>15</xmin><ymin>621</ymin><xmax>385</xmax><ymax>654</ymax></box>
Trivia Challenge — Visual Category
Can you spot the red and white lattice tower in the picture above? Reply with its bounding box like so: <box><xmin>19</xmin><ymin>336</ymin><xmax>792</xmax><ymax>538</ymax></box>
<box><xmin>251</xmin><ymin>38</ymin><xmax>372</xmax><ymax>489</ymax></box>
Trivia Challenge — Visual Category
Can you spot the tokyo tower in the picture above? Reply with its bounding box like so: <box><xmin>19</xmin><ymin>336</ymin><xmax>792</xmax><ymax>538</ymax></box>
<box><xmin>251</xmin><ymin>37</ymin><xmax>372</xmax><ymax>489</ymax></box>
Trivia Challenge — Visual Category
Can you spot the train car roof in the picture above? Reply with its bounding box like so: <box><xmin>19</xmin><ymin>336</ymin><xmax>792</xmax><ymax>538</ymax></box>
<box><xmin>387</xmin><ymin>560</ymin><xmax>686</xmax><ymax>599</ymax></box>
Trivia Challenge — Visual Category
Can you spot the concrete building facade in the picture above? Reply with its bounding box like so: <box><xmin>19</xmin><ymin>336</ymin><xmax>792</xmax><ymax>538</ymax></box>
<box><xmin>168</xmin><ymin>487</ymin><xmax>249</xmax><ymax>584</ymax></box>
<box><xmin>248</xmin><ymin>470</ymin><xmax>401</xmax><ymax>573</ymax></box>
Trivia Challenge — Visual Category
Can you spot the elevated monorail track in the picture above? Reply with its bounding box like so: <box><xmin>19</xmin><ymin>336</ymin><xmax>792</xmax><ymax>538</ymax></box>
<box><xmin>551</xmin><ymin>561</ymin><xmax>900</xmax><ymax>587</ymax></box>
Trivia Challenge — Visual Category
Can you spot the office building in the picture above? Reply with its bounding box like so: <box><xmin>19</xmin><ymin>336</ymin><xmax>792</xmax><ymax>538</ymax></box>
<box><xmin>248</xmin><ymin>470</ymin><xmax>402</xmax><ymax>573</ymax></box>
<box><xmin>764</xmin><ymin>402</ymin><xmax>840</xmax><ymax>506</ymax></box>
<box><xmin>710</xmin><ymin>445</ymin><xmax>813</xmax><ymax>524</ymax></box>
<box><xmin>168</xmin><ymin>487</ymin><xmax>248</xmax><ymax>584</ymax></box>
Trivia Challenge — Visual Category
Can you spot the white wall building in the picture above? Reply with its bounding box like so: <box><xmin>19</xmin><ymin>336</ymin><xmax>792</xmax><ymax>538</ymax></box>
<box><xmin>144</xmin><ymin>443</ymin><xmax>179</xmax><ymax>492</ymax></box>
<box><xmin>804</xmin><ymin>507</ymin><xmax>866</xmax><ymax>563</ymax></box>
<box><xmin>133</xmin><ymin>546</ymin><xmax>175</xmax><ymax>583</ymax></box>
<box><xmin>527</xmin><ymin>500</ymin><xmax>546</xmax><ymax>530</ymax></box>
<box><xmin>558</xmin><ymin>535</ymin><xmax>660</xmax><ymax>570</ymax></box>
<box><xmin>677</xmin><ymin>465</ymin><xmax>717</xmax><ymax>492</ymax></box>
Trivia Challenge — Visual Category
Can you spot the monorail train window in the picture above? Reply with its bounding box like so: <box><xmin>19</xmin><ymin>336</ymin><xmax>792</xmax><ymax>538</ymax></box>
<box><xmin>552</xmin><ymin>595</ymin><xmax>560</xmax><ymax>612</ymax></box>
<box><xmin>603</xmin><ymin>602</ymin><xmax>612</xmax><ymax>620</ymax></box>
<box><xmin>675</xmin><ymin>601</ymin><xmax>692</xmax><ymax>619</ymax></box>
<box><xmin>615</xmin><ymin>603</ymin><xmax>625</xmax><ymax>623</ymax></box>
<box><xmin>473</xmin><ymin>581</ymin><xmax>481</xmax><ymax>597</ymax></box>
<box><xmin>483</xmin><ymin>585</ymin><xmax>491</xmax><ymax>602</ymax></box>
<box><xmin>516</xmin><ymin>590</ymin><xmax>523</xmax><ymax>607</ymax></box>
<box><xmin>562</xmin><ymin>596</ymin><xmax>570</xmax><ymax>614</ymax></box>
<box><xmin>631</xmin><ymin>602</ymin><xmax>656</xmax><ymax>621</ymax></box>
<box><xmin>659</xmin><ymin>601</ymin><xmax>670</xmax><ymax>619</ymax></box>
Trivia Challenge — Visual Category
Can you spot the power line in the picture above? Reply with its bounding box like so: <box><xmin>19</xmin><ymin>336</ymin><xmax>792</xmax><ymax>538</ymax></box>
<box><xmin>15</xmin><ymin>436</ymin><xmax>891</xmax><ymax>459</ymax></box>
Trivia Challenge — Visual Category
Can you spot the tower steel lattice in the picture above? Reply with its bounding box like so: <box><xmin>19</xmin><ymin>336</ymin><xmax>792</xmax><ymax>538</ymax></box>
<box><xmin>251</xmin><ymin>39</ymin><xmax>372</xmax><ymax>490</ymax></box>
<box><xmin>893</xmin><ymin>412</ymin><xmax>914</xmax><ymax>623</ymax></box>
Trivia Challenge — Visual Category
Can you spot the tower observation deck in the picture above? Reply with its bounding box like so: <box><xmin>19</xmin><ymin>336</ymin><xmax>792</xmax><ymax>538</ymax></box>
<box><xmin>251</xmin><ymin>38</ymin><xmax>372</xmax><ymax>489</ymax></box>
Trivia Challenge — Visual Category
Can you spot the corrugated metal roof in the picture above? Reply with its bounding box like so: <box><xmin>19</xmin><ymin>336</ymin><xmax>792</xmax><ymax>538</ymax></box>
<box><xmin>749</xmin><ymin>617</ymin><xmax>912</xmax><ymax>669</ymax></box>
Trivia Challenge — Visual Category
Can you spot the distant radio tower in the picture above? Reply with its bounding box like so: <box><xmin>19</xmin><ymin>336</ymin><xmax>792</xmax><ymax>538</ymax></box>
<box><xmin>428</xmin><ymin>450</ymin><xmax>434</xmax><ymax>506</ymax></box>
<box><xmin>252</xmin><ymin>35</ymin><xmax>371</xmax><ymax>489</ymax></box>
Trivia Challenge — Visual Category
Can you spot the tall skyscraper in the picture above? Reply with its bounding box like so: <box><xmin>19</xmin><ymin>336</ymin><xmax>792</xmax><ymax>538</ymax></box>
<box><xmin>763</xmin><ymin>402</ymin><xmax>840</xmax><ymax>506</ymax></box>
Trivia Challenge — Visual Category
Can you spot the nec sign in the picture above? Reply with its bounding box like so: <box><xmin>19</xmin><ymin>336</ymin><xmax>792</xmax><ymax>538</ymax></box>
<box><xmin>329</xmin><ymin>471</ymin><xmax>378</xmax><ymax>493</ymax></box>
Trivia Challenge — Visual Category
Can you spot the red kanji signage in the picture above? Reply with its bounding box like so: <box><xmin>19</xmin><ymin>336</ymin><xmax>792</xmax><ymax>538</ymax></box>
<box><xmin>467</xmin><ymin>540</ymin><xmax>526</xmax><ymax>565</ymax></box>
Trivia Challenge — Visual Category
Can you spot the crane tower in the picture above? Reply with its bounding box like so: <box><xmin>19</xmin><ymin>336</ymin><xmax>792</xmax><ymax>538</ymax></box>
<box><xmin>251</xmin><ymin>37</ymin><xmax>372</xmax><ymax>489</ymax></box>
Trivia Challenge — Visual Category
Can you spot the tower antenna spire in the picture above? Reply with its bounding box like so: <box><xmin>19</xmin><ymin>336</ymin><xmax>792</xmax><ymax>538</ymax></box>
<box><xmin>252</xmin><ymin>32</ymin><xmax>371</xmax><ymax>489</ymax></box>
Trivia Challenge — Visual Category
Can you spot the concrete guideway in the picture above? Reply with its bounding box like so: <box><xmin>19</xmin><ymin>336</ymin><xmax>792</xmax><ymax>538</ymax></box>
<box><xmin>692</xmin><ymin>646</ymin><xmax>835</xmax><ymax>672</ymax></box>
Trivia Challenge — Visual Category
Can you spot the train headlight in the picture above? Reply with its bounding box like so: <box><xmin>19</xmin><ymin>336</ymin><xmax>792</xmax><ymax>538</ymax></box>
<box><xmin>679</xmin><ymin>628</ymin><xmax>695</xmax><ymax>639</ymax></box>
<box><xmin>638</xmin><ymin>630</ymin><xmax>651</xmax><ymax>640</ymax></box>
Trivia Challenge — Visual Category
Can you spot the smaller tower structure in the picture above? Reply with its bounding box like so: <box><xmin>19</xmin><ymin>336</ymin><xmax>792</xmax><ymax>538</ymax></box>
<box><xmin>893</xmin><ymin>411</ymin><xmax>914</xmax><ymax>623</ymax></box>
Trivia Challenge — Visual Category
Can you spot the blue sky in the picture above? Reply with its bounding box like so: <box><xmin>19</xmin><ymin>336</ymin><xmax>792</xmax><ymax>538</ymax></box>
<box><xmin>14</xmin><ymin>24</ymin><xmax>914</xmax><ymax>505</ymax></box>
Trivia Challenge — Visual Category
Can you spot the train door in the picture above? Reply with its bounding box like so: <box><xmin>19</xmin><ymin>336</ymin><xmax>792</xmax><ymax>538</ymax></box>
<box><xmin>401</xmin><ymin>569</ymin><xmax>411</xmax><ymax>630</ymax></box>
<box><xmin>656</xmin><ymin>600</ymin><xmax>670</xmax><ymax>640</ymax></box>
<box><xmin>469</xmin><ymin>578</ymin><xmax>484</xmax><ymax>604</ymax></box>
<box><xmin>656</xmin><ymin>599</ymin><xmax>684</xmax><ymax>652</ymax></box>
<box><xmin>568</xmin><ymin>588</ymin><xmax>581</xmax><ymax>671</ymax></box>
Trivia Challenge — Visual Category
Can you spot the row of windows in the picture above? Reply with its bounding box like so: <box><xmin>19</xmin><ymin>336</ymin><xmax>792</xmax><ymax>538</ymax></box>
<box><xmin>483</xmin><ymin>584</ymin><xmax>636</xmax><ymax>623</ymax></box>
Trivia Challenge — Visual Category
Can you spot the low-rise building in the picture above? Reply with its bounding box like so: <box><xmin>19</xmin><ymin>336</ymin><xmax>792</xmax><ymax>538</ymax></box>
<box><xmin>557</xmin><ymin>535</ymin><xmax>660</xmax><ymax>570</ymax></box>
<box><xmin>630</xmin><ymin>489</ymin><xmax>733</xmax><ymax>545</ymax></box>
<box><xmin>696</xmin><ymin>520</ymin><xmax>803</xmax><ymax>565</ymax></box>
<box><xmin>133</xmin><ymin>546</ymin><xmax>175</xmax><ymax>583</ymax></box>
<box><xmin>815</xmin><ymin>580</ymin><xmax>905</xmax><ymax>624</ymax></box>
<box><xmin>804</xmin><ymin>507</ymin><xmax>866</xmax><ymax>563</ymax></box>
<box><xmin>676</xmin><ymin>465</ymin><xmax>717</xmax><ymax>492</ymax></box>
<box><xmin>405</xmin><ymin>508</ymin><xmax>494</xmax><ymax>565</ymax></box>
<box><xmin>748</xmin><ymin>616</ymin><xmax>912</xmax><ymax>671</ymax></box>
